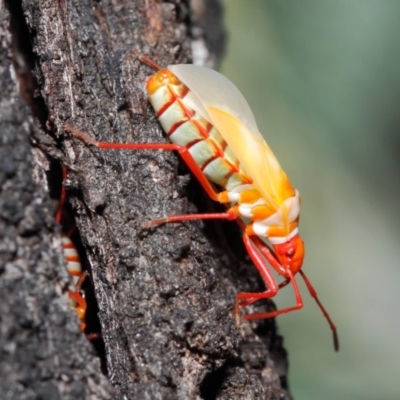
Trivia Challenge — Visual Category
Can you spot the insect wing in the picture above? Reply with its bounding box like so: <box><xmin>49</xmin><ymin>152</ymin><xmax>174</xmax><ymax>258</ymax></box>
<box><xmin>169</xmin><ymin>64</ymin><xmax>261</xmax><ymax>137</ymax></box>
<box><xmin>208</xmin><ymin>107</ymin><xmax>294</xmax><ymax>207</ymax></box>
<box><xmin>169</xmin><ymin>64</ymin><xmax>294</xmax><ymax>207</ymax></box>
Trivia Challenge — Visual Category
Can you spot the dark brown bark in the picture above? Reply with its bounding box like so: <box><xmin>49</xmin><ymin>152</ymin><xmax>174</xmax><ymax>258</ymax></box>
<box><xmin>0</xmin><ymin>2</ymin><xmax>112</xmax><ymax>399</ymax></box>
<box><xmin>0</xmin><ymin>0</ymin><xmax>291</xmax><ymax>399</ymax></box>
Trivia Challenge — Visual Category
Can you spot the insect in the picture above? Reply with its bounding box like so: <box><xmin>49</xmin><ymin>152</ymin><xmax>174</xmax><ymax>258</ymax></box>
<box><xmin>55</xmin><ymin>166</ymin><xmax>88</xmax><ymax>332</ymax></box>
<box><xmin>65</xmin><ymin>52</ymin><xmax>339</xmax><ymax>351</ymax></box>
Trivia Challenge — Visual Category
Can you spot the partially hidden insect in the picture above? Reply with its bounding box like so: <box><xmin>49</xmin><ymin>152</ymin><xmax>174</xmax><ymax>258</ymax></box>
<box><xmin>65</xmin><ymin>52</ymin><xmax>339</xmax><ymax>351</ymax></box>
<box><xmin>55</xmin><ymin>166</ymin><xmax>88</xmax><ymax>332</ymax></box>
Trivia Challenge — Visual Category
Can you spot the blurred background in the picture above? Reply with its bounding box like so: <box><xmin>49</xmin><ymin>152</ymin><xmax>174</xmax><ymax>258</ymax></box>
<box><xmin>220</xmin><ymin>1</ymin><xmax>400</xmax><ymax>399</ymax></box>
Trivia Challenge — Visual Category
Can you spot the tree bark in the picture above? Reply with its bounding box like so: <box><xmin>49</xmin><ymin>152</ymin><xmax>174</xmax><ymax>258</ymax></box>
<box><xmin>1</xmin><ymin>0</ymin><xmax>292</xmax><ymax>399</ymax></box>
<box><xmin>0</xmin><ymin>2</ymin><xmax>113</xmax><ymax>399</ymax></box>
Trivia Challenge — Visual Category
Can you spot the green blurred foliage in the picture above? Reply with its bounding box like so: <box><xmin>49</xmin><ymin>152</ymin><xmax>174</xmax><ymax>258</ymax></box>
<box><xmin>220</xmin><ymin>1</ymin><xmax>400</xmax><ymax>399</ymax></box>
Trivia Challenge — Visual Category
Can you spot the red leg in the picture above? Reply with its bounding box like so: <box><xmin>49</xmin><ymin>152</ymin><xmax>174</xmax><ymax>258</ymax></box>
<box><xmin>178</xmin><ymin>146</ymin><xmax>222</xmax><ymax>202</ymax></box>
<box><xmin>235</xmin><ymin>219</ymin><xmax>286</xmax><ymax>275</ymax></box>
<box><xmin>299</xmin><ymin>270</ymin><xmax>339</xmax><ymax>351</ymax></box>
<box><xmin>65</xmin><ymin>125</ymin><xmax>230</xmax><ymax>203</ymax></box>
<box><xmin>236</xmin><ymin>234</ymin><xmax>303</xmax><ymax>322</ymax></box>
<box><xmin>242</xmin><ymin>270</ymin><xmax>303</xmax><ymax>321</ymax></box>
<box><xmin>234</xmin><ymin>234</ymin><xmax>279</xmax><ymax>324</ymax></box>
<box><xmin>249</xmin><ymin>235</ymin><xmax>287</xmax><ymax>276</ymax></box>
<box><xmin>242</xmin><ymin>237</ymin><xmax>339</xmax><ymax>351</ymax></box>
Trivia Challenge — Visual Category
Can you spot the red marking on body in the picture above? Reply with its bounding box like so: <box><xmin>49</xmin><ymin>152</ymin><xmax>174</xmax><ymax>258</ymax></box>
<box><xmin>68</xmin><ymin>270</ymin><xmax>83</xmax><ymax>277</ymax></box>
<box><xmin>223</xmin><ymin>170</ymin><xmax>235</xmax><ymax>183</ymax></box>
<box><xmin>167</xmin><ymin>119</ymin><xmax>188</xmax><ymax>136</ymax></box>
<box><xmin>179</xmin><ymin>85</ymin><xmax>189</xmax><ymax>99</ymax></box>
<box><xmin>177</xmin><ymin>98</ymin><xmax>195</xmax><ymax>120</ymax></box>
<box><xmin>198</xmin><ymin>139</ymin><xmax>226</xmax><ymax>171</ymax></box>
<box><xmin>200</xmin><ymin>154</ymin><xmax>220</xmax><ymax>171</ymax></box>
<box><xmin>211</xmin><ymin>139</ymin><xmax>225</xmax><ymax>159</ymax></box>
<box><xmin>192</xmin><ymin>119</ymin><xmax>210</xmax><ymax>140</ymax></box>
<box><xmin>157</xmin><ymin>98</ymin><xmax>175</xmax><ymax>117</ymax></box>
<box><xmin>156</xmin><ymin>86</ymin><xmax>189</xmax><ymax>117</ymax></box>
<box><xmin>66</xmin><ymin>255</ymin><xmax>80</xmax><ymax>263</ymax></box>
<box><xmin>225</xmin><ymin>159</ymin><xmax>239</xmax><ymax>173</ymax></box>
<box><xmin>206</xmin><ymin>122</ymin><xmax>213</xmax><ymax>132</ymax></box>
<box><xmin>220</xmin><ymin>140</ymin><xmax>228</xmax><ymax>151</ymax></box>
<box><xmin>185</xmin><ymin>138</ymin><xmax>203</xmax><ymax>149</ymax></box>
<box><xmin>167</xmin><ymin>82</ymin><xmax>188</xmax><ymax>100</ymax></box>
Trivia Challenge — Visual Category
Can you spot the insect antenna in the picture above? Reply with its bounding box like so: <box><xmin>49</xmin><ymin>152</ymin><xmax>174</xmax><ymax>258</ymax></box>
<box><xmin>299</xmin><ymin>270</ymin><xmax>339</xmax><ymax>351</ymax></box>
<box><xmin>131</xmin><ymin>49</ymin><xmax>161</xmax><ymax>71</ymax></box>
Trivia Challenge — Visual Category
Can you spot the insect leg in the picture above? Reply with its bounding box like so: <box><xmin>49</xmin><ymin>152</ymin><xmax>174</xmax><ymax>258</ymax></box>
<box><xmin>248</xmin><ymin>234</ymin><xmax>339</xmax><ymax>351</ymax></box>
<box><xmin>236</xmin><ymin>234</ymin><xmax>304</xmax><ymax>322</ymax></box>
<box><xmin>233</xmin><ymin>234</ymin><xmax>279</xmax><ymax>323</ymax></box>
<box><xmin>241</xmin><ymin>272</ymin><xmax>303</xmax><ymax>320</ymax></box>
<box><xmin>65</xmin><ymin>124</ymin><xmax>231</xmax><ymax>203</ymax></box>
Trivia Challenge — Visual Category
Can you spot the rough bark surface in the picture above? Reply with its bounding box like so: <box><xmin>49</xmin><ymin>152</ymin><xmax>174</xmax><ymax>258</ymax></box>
<box><xmin>1</xmin><ymin>0</ymin><xmax>291</xmax><ymax>399</ymax></box>
<box><xmin>0</xmin><ymin>2</ymin><xmax>113</xmax><ymax>399</ymax></box>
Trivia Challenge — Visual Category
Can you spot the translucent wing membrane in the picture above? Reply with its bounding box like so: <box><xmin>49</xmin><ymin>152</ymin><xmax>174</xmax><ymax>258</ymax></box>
<box><xmin>169</xmin><ymin>64</ymin><xmax>260</xmax><ymax>135</ymax></box>
<box><xmin>169</xmin><ymin>64</ymin><xmax>295</xmax><ymax>208</ymax></box>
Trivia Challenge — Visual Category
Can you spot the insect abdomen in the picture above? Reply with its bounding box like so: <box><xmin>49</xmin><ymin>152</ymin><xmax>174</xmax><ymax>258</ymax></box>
<box><xmin>61</xmin><ymin>234</ymin><xmax>82</xmax><ymax>281</ymax></box>
<box><xmin>147</xmin><ymin>69</ymin><xmax>251</xmax><ymax>191</ymax></box>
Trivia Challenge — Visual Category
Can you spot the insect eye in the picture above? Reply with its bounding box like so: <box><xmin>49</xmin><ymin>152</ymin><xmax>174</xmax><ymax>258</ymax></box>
<box><xmin>286</xmin><ymin>248</ymin><xmax>295</xmax><ymax>258</ymax></box>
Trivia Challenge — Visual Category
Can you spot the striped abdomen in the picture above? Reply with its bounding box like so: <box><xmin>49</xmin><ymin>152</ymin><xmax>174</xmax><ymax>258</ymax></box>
<box><xmin>61</xmin><ymin>234</ymin><xmax>82</xmax><ymax>282</ymax></box>
<box><xmin>146</xmin><ymin>69</ymin><xmax>252</xmax><ymax>191</ymax></box>
<box><xmin>61</xmin><ymin>233</ymin><xmax>87</xmax><ymax>329</ymax></box>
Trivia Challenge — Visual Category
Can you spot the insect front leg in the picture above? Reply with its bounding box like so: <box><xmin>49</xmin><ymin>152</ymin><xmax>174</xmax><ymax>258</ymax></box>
<box><xmin>235</xmin><ymin>234</ymin><xmax>304</xmax><ymax>324</ymax></box>
<box><xmin>65</xmin><ymin>125</ymin><xmax>239</xmax><ymax>229</ymax></box>
<box><xmin>65</xmin><ymin>124</ymin><xmax>232</xmax><ymax>203</ymax></box>
<box><xmin>248</xmin><ymin>235</ymin><xmax>339</xmax><ymax>350</ymax></box>
<box><xmin>234</xmin><ymin>234</ymin><xmax>279</xmax><ymax>324</ymax></box>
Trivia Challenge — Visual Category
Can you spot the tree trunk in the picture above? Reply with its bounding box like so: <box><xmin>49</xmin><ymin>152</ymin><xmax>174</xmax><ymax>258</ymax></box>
<box><xmin>0</xmin><ymin>0</ymin><xmax>292</xmax><ymax>399</ymax></box>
